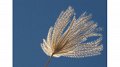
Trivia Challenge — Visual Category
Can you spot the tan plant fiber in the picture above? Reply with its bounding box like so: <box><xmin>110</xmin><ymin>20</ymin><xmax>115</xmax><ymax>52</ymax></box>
<box><xmin>41</xmin><ymin>6</ymin><xmax>103</xmax><ymax>67</ymax></box>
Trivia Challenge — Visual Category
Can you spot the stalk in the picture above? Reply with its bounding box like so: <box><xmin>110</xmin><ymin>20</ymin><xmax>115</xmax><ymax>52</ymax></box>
<box><xmin>44</xmin><ymin>54</ymin><xmax>54</xmax><ymax>67</ymax></box>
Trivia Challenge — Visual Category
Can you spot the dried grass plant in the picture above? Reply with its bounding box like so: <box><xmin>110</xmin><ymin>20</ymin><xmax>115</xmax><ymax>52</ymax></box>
<box><xmin>41</xmin><ymin>6</ymin><xmax>103</xmax><ymax>67</ymax></box>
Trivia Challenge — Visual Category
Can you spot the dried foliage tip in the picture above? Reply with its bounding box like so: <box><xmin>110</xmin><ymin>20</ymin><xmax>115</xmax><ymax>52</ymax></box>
<box><xmin>41</xmin><ymin>6</ymin><xmax>103</xmax><ymax>59</ymax></box>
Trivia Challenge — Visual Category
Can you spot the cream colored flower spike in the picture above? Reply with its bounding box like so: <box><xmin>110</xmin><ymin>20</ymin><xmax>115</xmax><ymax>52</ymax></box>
<box><xmin>41</xmin><ymin>6</ymin><xmax>103</xmax><ymax>59</ymax></box>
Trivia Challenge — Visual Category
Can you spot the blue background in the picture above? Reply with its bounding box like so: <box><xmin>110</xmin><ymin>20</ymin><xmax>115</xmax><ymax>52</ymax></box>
<box><xmin>13</xmin><ymin>0</ymin><xmax>107</xmax><ymax>67</ymax></box>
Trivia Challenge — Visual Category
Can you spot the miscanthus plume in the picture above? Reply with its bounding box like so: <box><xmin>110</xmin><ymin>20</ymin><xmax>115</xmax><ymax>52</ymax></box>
<box><xmin>41</xmin><ymin>6</ymin><xmax>103</xmax><ymax>67</ymax></box>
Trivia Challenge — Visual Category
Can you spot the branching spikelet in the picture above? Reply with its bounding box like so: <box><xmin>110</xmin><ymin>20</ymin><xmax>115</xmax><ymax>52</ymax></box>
<box><xmin>41</xmin><ymin>6</ymin><xmax>103</xmax><ymax>67</ymax></box>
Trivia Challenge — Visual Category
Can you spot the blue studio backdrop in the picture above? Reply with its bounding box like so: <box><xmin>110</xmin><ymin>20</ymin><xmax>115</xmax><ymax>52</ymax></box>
<box><xmin>13</xmin><ymin>0</ymin><xmax>107</xmax><ymax>67</ymax></box>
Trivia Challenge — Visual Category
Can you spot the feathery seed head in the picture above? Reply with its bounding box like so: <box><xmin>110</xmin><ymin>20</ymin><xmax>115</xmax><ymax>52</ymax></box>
<box><xmin>41</xmin><ymin>6</ymin><xmax>103</xmax><ymax>58</ymax></box>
